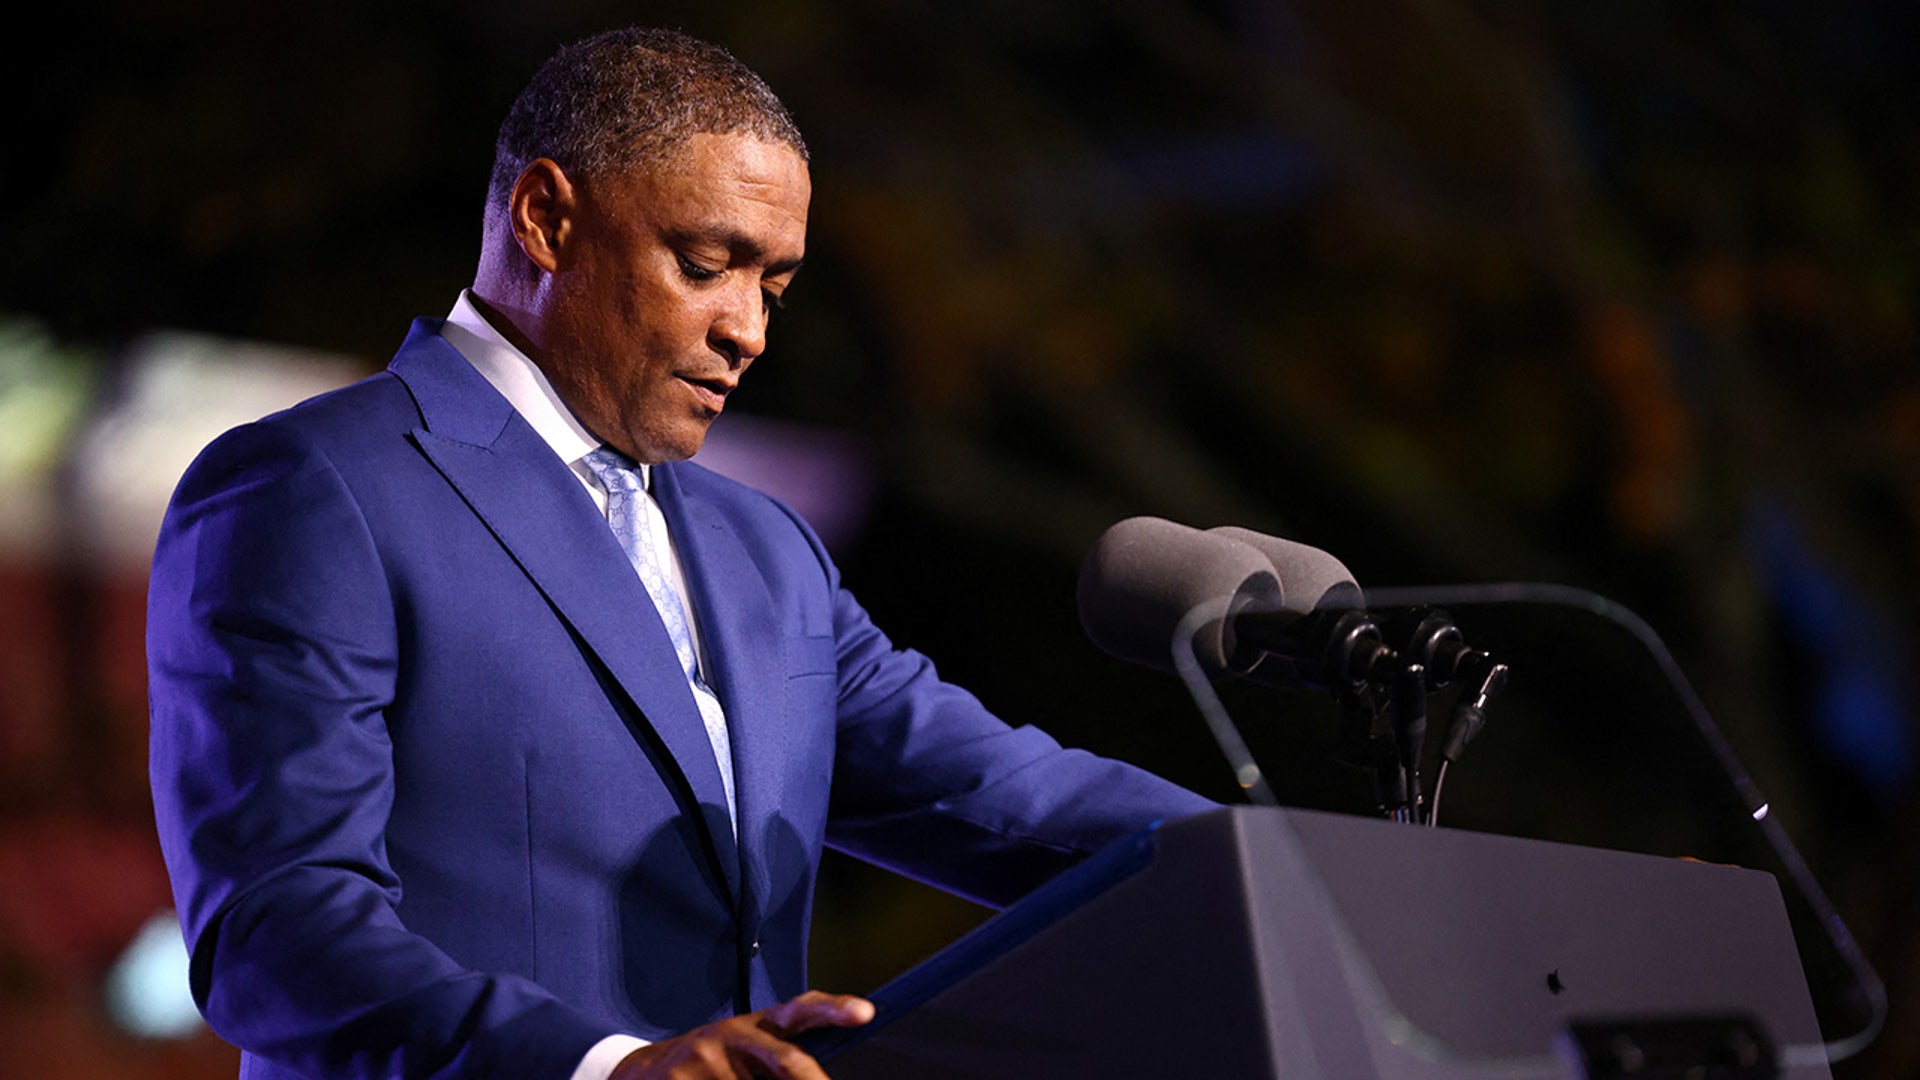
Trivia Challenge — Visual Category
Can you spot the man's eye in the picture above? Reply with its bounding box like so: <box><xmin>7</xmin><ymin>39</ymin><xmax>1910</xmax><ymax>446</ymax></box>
<box><xmin>762</xmin><ymin>289</ymin><xmax>785</xmax><ymax>312</ymax></box>
<box><xmin>676</xmin><ymin>254</ymin><xmax>720</xmax><ymax>281</ymax></box>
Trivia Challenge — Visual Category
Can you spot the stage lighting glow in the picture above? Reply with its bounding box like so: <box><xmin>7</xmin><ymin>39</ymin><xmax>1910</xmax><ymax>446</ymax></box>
<box><xmin>103</xmin><ymin>910</ymin><xmax>204</xmax><ymax>1039</ymax></box>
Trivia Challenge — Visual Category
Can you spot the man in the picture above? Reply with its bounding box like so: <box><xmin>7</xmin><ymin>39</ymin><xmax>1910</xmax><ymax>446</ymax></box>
<box><xmin>147</xmin><ymin>27</ymin><xmax>1212</xmax><ymax>1080</ymax></box>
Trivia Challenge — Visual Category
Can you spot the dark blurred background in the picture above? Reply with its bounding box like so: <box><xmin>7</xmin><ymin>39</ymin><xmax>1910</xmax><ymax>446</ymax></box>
<box><xmin>3</xmin><ymin>0</ymin><xmax>1918</xmax><ymax>1075</ymax></box>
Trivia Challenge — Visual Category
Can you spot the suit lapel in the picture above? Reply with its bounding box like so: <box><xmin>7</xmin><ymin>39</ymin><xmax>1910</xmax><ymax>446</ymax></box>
<box><xmin>654</xmin><ymin>464</ymin><xmax>782</xmax><ymax>923</ymax></box>
<box><xmin>389</xmin><ymin>322</ymin><xmax>743</xmax><ymax>902</ymax></box>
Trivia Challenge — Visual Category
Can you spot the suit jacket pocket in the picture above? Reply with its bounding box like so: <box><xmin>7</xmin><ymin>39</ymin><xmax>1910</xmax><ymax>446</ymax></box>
<box><xmin>786</xmin><ymin>634</ymin><xmax>837</xmax><ymax>679</ymax></box>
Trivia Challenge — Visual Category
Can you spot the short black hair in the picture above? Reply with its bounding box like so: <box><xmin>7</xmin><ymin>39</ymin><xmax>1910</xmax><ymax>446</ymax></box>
<box><xmin>488</xmin><ymin>27</ymin><xmax>807</xmax><ymax>210</ymax></box>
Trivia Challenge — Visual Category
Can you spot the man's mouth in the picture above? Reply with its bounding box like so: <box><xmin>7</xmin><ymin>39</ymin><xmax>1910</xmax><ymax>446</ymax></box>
<box><xmin>679</xmin><ymin>374</ymin><xmax>735</xmax><ymax>412</ymax></box>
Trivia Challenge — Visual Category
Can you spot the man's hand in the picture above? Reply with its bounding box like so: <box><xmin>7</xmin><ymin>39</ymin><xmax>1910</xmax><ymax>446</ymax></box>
<box><xmin>609</xmin><ymin>991</ymin><xmax>875</xmax><ymax>1079</ymax></box>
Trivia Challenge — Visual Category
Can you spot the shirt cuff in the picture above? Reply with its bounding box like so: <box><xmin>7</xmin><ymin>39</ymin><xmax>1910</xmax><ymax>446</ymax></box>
<box><xmin>569</xmin><ymin>1034</ymin><xmax>650</xmax><ymax>1080</ymax></box>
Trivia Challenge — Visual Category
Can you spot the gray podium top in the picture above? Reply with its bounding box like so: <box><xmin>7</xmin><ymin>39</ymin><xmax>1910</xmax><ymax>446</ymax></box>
<box><xmin>809</xmin><ymin>806</ymin><xmax>1828</xmax><ymax>1080</ymax></box>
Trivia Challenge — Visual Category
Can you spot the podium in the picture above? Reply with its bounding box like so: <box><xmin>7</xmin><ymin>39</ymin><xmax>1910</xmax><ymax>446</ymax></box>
<box><xmin>801</xmin><ymin>807</ymin><xmax>1829</xmax><ymax>1079</ymax></box>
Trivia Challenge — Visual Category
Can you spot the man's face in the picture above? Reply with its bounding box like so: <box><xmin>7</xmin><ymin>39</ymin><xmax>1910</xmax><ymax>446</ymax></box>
<box><xmin>538</xmin><ymin>132</ymin><xmax>810</xmax><ymax>464</ymax></box>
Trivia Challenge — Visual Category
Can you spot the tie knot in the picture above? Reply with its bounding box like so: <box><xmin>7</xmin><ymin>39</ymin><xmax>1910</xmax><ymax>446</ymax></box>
<box><xmin>584</xmin><ymin>447</ymin><xmax>645</xmax><ymax>495</ymax></box>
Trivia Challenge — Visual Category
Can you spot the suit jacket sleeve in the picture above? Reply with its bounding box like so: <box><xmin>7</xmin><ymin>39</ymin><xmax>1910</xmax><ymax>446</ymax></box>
<box><xmin>788</xmin><ymin>504</ymin><xmax>1218</xmax><ymax>909</ymax></box>
<box><xmin>147</xmin><ymin>420</ymin><xmax>611</xmax><ymax>1079</ymax></box>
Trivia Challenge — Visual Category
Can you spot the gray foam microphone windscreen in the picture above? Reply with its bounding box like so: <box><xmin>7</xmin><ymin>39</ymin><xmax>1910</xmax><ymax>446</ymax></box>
<box><xmin>1206</xmin><ymin>525</ymin><xmax>1365</xmax><ymax>689</ymax></box>
<box><xmin>1077</xmin><ymin>517</ymin><xmax>1279</xmax><ymax>675</ymax></box>
<box><xmin>1207</xmin><ymin>526</ymin><xmax>1362</xmax><ymax>614</ymax></box>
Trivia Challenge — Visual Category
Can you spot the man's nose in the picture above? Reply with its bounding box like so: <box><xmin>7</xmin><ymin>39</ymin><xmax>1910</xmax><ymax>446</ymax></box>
<box><xmin>708</xmin><ymin>285</ymin><xmax>768</xmax><ymax>368</ymax></box>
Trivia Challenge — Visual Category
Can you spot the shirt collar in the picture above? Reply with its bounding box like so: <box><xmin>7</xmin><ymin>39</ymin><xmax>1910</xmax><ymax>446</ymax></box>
<box><xmin>439</xmin><ymin>290</ymin><xmax>647</xmax><ymax>486</ymax></box>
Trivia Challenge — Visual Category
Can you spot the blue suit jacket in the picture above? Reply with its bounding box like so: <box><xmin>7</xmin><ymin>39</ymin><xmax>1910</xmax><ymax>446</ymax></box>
<box><xmin>147</xmin><ymin>320</ymin><xmax>1213</xmax><ymax>1079</ymax></box>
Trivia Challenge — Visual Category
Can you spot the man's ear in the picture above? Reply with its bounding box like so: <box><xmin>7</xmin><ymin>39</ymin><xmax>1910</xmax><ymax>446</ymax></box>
<box><xmin>509</xmin><ymin>158</ymin><xmax>577</xmax><ymax>274</ymax></box>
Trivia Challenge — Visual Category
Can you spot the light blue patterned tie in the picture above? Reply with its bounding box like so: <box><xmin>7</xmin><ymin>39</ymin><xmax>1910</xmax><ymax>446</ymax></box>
<box><xmin>583</xmin><ymin>448</ymin><xmax>736</xmax><ymax>829</ymax></box>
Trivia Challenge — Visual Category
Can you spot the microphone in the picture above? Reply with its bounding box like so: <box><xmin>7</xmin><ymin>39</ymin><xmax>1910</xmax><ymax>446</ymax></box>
<box><xmin>1076</xmin><ymin>518</ymin><xmax>1392</xmax><ymax>689</ymax></box>
<box><xmin>1206</xmin><ymin>526</ymin><xmax>1363</xmax><ymax>614</ymax></box>
<box><xmin>1079</xmin><ymin>517</ymin><xmax>1506</xmax><ymax>824</ymax></box>
<box><xmin>1075</xmin><ymin>516</ymin><xmax>1280</xmax><ymax>678</ymax></box>
<box><xmin>1203</xmin><ymin>525</ymin><xmax>1416</xmax><ymax>819</ymax></box>
<box><xmin>1079</xmin><ymin>517</ymin><xmax>1403</xmax><ymax>816</ymax></box>
<box><xmin>1202</xmin><ymin>526</ymin><xmax>1380</xmax><ymax>691</ymax></box>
